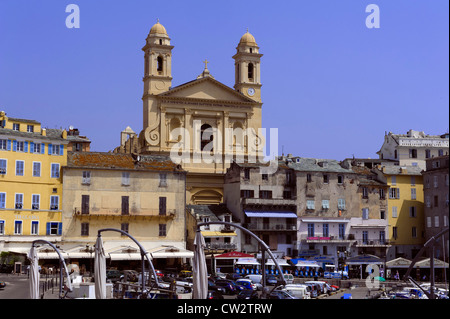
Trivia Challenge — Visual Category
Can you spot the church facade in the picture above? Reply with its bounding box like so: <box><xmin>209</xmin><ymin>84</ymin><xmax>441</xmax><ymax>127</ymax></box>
<box><xmin>116</xmin><ymin>21</ymin><xmax>265</xmax><ymax>205</ymax></box>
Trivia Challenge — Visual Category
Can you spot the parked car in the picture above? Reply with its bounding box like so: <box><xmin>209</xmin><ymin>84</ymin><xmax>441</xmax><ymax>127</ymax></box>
<box><xmin>244</xmin><ymin>275</ymin><xmax>263</xmax><ymax>290</ymax></box>
<box><xmin>305</xmin><ymin>281</ymin><xmax>329</xmax><ymax>294</ymax></box>
<box><xmin>269</xmin><ymin>290</ymin><xmax>297</xmax><ymax>299</ymax></box>
<box><xmin>122</xmin><ymin>270</ymin><xmax>139</xmax><ymax>282</ymax></box>
<box><xmin>208</xmin><ymin>279</ymin><xmax>226</xmax><ymax>294</ymax></box>
<box><xmin>207</xmin><ymin>290</ymin><xmax>224</xmax><ymax>299</ymax></box>
<box><xmin>106</xmin><ymin>269</ymin><xmax>122</xmax><ymax>282</ymax></box>
<box><xmin>226</xmin><ymin>273</ymin><xmax>243</xmax><ymax>281</ymax></box>
<box><xmin>236</xmin><ymin>279</ymin><xmax>254</xmax><ymax>291</ymax></box>
<box><xmin>0</xmin><ymin>280</ymin><xmax>6</xmax><ymax>289</ymax></box>
<box><xmin>283</xmin><ymin>273</ymin><xmax>294</xmax><ymax>284</ymax></box>
<box><xmin>215</xmin><ymin>279</ymin><xmax>240</xmax><ymax>295</ymax></box>
<box><xmin>179</xmin><ymin>270</ymin><xmax>192</xmax><ymax>278</ymax></box>
<box><xmin>236</xmin><ymin>289</ymin><xmax>259</xmax><ymax>300</ymax></box>
<box><xmin>265</xmin><ymin>274</ymin><xmax>278</xmax><ymax>285</ymax></box>
<box><xmin>303</xmin><ymin>283</ymin><xmax>318</xmax><ymax>298</ymax></box>
<box><xmin>278</xmin><ymin>284</ymin><xmax>310</xmax><ymax>299</ymax></box>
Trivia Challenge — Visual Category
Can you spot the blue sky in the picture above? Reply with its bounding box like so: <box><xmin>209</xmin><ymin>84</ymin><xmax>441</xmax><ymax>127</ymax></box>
<box><xmin>1</xmin><ymin>0</ymin><xmax>448</xmax><ymax>160</ymax></box>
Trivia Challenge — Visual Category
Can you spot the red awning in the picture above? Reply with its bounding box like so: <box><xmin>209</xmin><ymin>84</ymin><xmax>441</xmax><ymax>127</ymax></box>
<box><xmin>215</xmin><ymin>252</ymin><xmax>254</xmax><ymax>258</ymax></box>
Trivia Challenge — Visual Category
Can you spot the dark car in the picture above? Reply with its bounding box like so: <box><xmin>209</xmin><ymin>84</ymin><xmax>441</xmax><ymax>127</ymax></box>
<box><xmin>269</xmin><ymin>290</ymin><xmax>296</xmax><ymax>299</ymax></box>
<box><xmin>207</xmin><ymin>290</ymin><xmax>224</xmax><ymax>299</ymax></box>
<box><xmin>0</xmin><ymin>281</ymin><xmax>6</xmax><ymax>289</ymax></box>
<box><xmin>265</xmin><ymin>274</ymin><xmax>278</xmax><ymax>285</ymax></box>
<box><xmin>236</xmin><ymin>289</ymin><xmax>259</xmax><ymax>300</ymax></box>
<box><xmin>214</xmin><ymin>280</ymin><xmax>239</xmax><ymax>295</ymax></box>
<box><xmin>106</xmin><ymin>269</ymin><xmax>122</xmax><ymax>282</ymax></box>
<box><xmin>208</xmin><ymin>279</ymin><xmax>226</xmax><ymax>294</ymax></box>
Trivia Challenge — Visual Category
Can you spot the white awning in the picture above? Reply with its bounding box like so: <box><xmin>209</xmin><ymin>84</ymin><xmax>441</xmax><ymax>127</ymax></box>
<box><xmin>264</xmin><ymin>259</ymin><xmax>290</xmax><ymax>266</ymax></box>
<box><xmin>235</xmin><ymin>258</ymin><xmax>260</xmax><ymax>265</ymax></box>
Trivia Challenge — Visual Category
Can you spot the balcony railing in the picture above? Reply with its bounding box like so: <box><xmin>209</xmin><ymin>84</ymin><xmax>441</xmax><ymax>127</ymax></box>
<box><xmin>205</xmin><ymin>243</ymin><xmax>237</xmax><ymax>250</ymax></box>
<box><xmin>299</xmin><ymin>234</ymin><xmax>355</xmax><ymax>242</ymax></box>
<box><xmin>73</xmin><ymin>207</ymin><xmax>176</xmax><ymax>218</ymax></box>
<box><xmin>245</xmin><ymin>223</ymin><xmax>297</xmax><ymax>231</ymax></box>
<box><xmin>355</xmin><ymin>239</ymin><xmax>390</xmax><ymax>246</ymax></box>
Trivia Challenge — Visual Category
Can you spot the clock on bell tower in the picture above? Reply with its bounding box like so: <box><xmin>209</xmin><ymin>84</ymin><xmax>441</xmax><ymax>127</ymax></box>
<box><xmin>233</xmin><ymin>29</ymin><xmax>263</xmax><ymax>103</ymax></box>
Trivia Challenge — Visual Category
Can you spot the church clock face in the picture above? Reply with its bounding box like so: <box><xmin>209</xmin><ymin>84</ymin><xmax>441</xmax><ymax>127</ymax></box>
<box><xmin>247</xmin><ymin>87</ymin><xmax>255</xmax><ymax>96</ymax></box>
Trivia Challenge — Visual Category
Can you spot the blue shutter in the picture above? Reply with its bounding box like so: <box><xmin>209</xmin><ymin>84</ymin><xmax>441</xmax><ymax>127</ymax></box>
<box><xmin>58</xmin><ymin>223</ymin><xmax>62</xmax><ymax>235</ymax></box>
<box><xmin>13</xmin><ymin>140</ymin><xmax>17</xmax><ymax>152</ymax></box>
<box><xmin>48</xmin><ymin>144</ymin><xmax>52</xmax><ymax>155</ymax></box>
<box><xmin>46</xmin><ymin>223</ymin><xmax>51</xmax><ymax>235</ymax></box>
<box><xmin>41</xmin><ymin>143</ymin><xmax>45</xmax><ymax>154</ymax></box>
<box><xmin>24</xmin><ymin>141</ymin><xmax>28</xmax><ymax>153</ymax></box>
<box><xmin>30</xmin><ymin>142</ymin><xmax>34</xmax><ymax>153</ymax></box>
<box><xmin>60</xmin><ymin>144</ymin><xmax>64</xmax><ymax>156</ymax></box>
<box><xmin>7</xmin><ymin>140</ymin><xmax>11</xmax><ymax>151</ymax></box>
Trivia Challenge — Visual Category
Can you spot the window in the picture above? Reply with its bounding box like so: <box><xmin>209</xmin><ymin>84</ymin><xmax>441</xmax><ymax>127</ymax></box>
<box><xmin>283</xmin><ymin>190</ymin><xmax>291</xmax><ymax>199</ymax></box>
<box><xmin>380</xmin><ymin>210</ymin><xmax>386</xmax><ymax>219</ymax></box>
<box><xmin>411</xmin><ymin>176</ymin><xmax>416</xmax><ymax>186</ymax></box>
<box><xmin>0</xmin><ymin>159</ymin><xmax>6</xmax><ymax>175</ymax></box>
<box><xmin>389</xmin><ymin>188</ymin><xmax>400</xmax><ymax>199</ymax></box>
<box><xmin>16</xmin><ymin>160</ymin><xmax>24</xmax><ymax>176</ymax></box>
<box><xmin>259</xmin><ymin>190</ymin><xmax>272</xmax><ymax>199</ymax></box>
<box><xmin>339</xmin><ymin>224</ymin><xmax>345</xmax><ymax>239</ymax></box>
<box><xmin>379</xmin><ymin>188</ymin><xmax>385</xmax><ymax>200</ymax></box>
<box><xmin>392</xmin><ymin>227</ymin><xmax>398</xmax><ymax>240</ymax></box>
<box><xmin>409</xmin><ymin>206</ymin><xmax>416</xmax><ymax>218</ymax></box>
<box><xmin>337</xmin><ymin>175</ymin><xmax>343</xmax><ymax>184</ymax></box>
<box><xmin>411</xmin><ymin>188</ymin><xmax>416</xmax><ymax>200</ymax></box>
<box><xmin>362</xmin><ymin>208</ymin><xmax>369</xmax><ymax>220</ymax></box>
<box><xmin>159</xmin><ymin>224</ymin><xmax>166</xmax><ymax>236</ymax></box>
<box><xmin>31</xmin><ymin>221</ymin><xmax>39</xmax><ymax>235</ymax></box>
<box><xmin>157</xmin><ymin>56</ymin><xmax>163</xmax><ymax>72</ymax></box>
<box><xmin>306</xmin><ymin>199</ymin><xmax>315</xmax><ymax>210</ymax></box>
<box><xmin>412</xmin><ymin>227</ymin><xmax>417</xmax><ymax>238</ymax></box>
<box><xmin>306</xmin><ymin>174</ymin><xmax>312</xmax><ymax>182</ymax></box>
<box><xmin>52</xmin><ymin>144</ymin><xmax>60</xmax><ymax>155</ymax></box>
<box><xmin>32</xmin><ymin>143</ymin><xmax>41</xmax><ymax>153</ymax></box>
<box><xmin>81</xmin><ymin>223</ymin><xmax>89</xmax><ymax>236</ymax></box>
<box><xmin>409</xmin><ymin>149</ymin><xmax>417</xmax><ymax>158</ymax></box>
<box><xmin>426</xmin><ymin>196</ymin><xmax>431</xmax><ymax>208</ymax></box>
<box><xmin>159</xmin><ymin>197</ymin><xmax>166</xmax><ymax>216</ymax></box>
<box><xmin>391</xmin><ymin>176</ymin><xmax>396</xmax><ymax>185</ymax></box>
<box><xmin>241</xmin><ymin>189</ymin><xmax>254</xmax><ymax>198</ymax></box>
<box><xmin>307</xmin><ymin>223</ymin><xmax>315</xmax><ymax>237</ymax></box>
<box><xmin>12</xmin><ymin>123</ymin><xmax>20</xmax><ymax>131</ymax></box>
<box><xmin>338</xmin><ymin>198</ymin><xmax>346</xmax><ymax>210</ymax></box>
<box><xmin>323</xmin><ymin>174</ymin><xmax>329</xmax><ymax>184</ymax></box>
<box><xmin>380</xmin><ymin>231</ymin><xmax>386</xmax><ymax>244</ymax></box>
<box><xmin>159</xmin><ymin>173</ymin><xmax>167</xmax><ymax>187</ymax></box>
<box><xmin>14</xmin><ymin>220</ymin><xmax>22</xmax><ymax>235</ymax></box>
<box><xmin>15</xmin><ymin>193</ymin><xmax>23</xmax><ymax>209</ymax></box>
<box><xmin>51</xmin><ymin>163</ymin><xmax>60</xmax><ymax>178</ymax></box>
<box><xmin>46</xmin><ymin>222</ymin><xmax>61</xmax><ymax>236</ymax></box>
<box><xmin>121</xmin><ymin>196</ymin><xmax>129</xmax><ymax>215</ymax></box>
<box><xmin>122</xmin><ymin>172</ymin><xmax>130</xmax><ymax>186</ymax></box>
<box><xmin>32</xmin><ymin>194</ymin><xmax>40</xmax><ymax>210</ymax></box>
<box><xmin>27</xmin><ymin>125</ymin><xmax>34</xmax><ymax>133</ymax></box>
<box><xmin>50</xmin><ymin>196</ymin><xmax>59</xmax><ymax>210</ymax></box>
<box><xmin>425</xmin><ymin>149</ymin><xmax>431</xmax><ymax>158</ymax></box>
<box><xmin>323</xmin><ymin>224</ymin><xmax>329</xmax><ymax>237</ymax></box>
<box><xmin>0</xmin><ymin>193</ymin><xmax>5</xmax><ymax>208</ymax></box>
<box><xmin>33</xmin><ymin>162</ymin><xmax>41</xmax><ymax>177</ymax></box>
<box><xmin>81</xmin><ymin>195</ymin><xmax>89</xmax><ymax>214</ymax></box>
<box><xmin>392</xmin><ymin>206</ymin><xmax>398</xmax><ymax>218</ymax></box>
<box><xmin>427</xmin><ymin>216</ymin><xmax>432</xmax><ymax>228</ymax></box>
<box><xmin>322</xmin><ymin>200</ymin><xmax>329</xmax><ymax>209</ymax></box>
<box><xmin>434</xmin><ymin>216</ymin><xmax>440</xmax><ymax>227</ymax></box>
<box><xmin>121</xmin><ymin>223</ymin><xmax>129</xmax><ymax>234</ymax></box>
<box><xmin>434</xmin><ymin>176</ymin><xmax>438</xmax><ymax>188</ymax></box>
<box><xmin>446</xmin><ymin>174</ymin><xmax>449</xmax><ymax>186</ymax></box>
<box><xmin>82</xmin><ymin>171</ymin><xmax>91</xmax><ymax>184</ymax></box>
<box><xmin>244</xmin><ymin>168</ymin><xmax>250</xmax><ymax>180</ymax></box>
<box><xmin>0</xmin><ymin>139</ymin><xmax>8</xmax><ymax>150</ymax></box>
<box><xmin>438</xmin><ymin>149</ymin><xmax>444</xmax><ymax>156</ymax></box>
<box><xmin>262</xmin><ymin>174</ymin><xmax>268</xmax><ymax>181</ymax></box>
<box><xmin>434</xmin><ymin>195</ymin><xmax>439</xmax><ymax>207</ymax></box>
<box><xmin>0</xmin><ymin>221</ymin><xmax>5</xmax><ymax>235</ymax></box>
<box><xmin>444</xmin><ymin>215</ymin><xmax>448</xmax><ymax>227</ymax></box>
<box><xmin>248</xmin><ymin>63</ymin><xmax>254</xmax><ymax>80</ymax></box>
<box><xmin>362</xmin><ymin>187</ymin><xmax>369</xmax><ymax>199</ymax></box>
<box><xmin>362</xmin><ymin>231</ymin><xmax>369</xmax><ymax>244</ymax></box>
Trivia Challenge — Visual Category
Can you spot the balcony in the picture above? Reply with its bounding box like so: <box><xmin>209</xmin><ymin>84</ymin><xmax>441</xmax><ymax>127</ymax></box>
<box><xmin>299</xmin><ymin>234</ymin><xmax>356</xmax><ymax>243</ymax></box>
<box><xmin>242</xmin><ymin>197</ymin><xmax>296</xmax><ymax>206</ymax></box>
<box><xmin>205</xmin><ymin>243</ymin><xmax>237</xmax><ymax>251</ymax></box>
<box><xmin>245</xmin><ymin>223</ymin><xmax>297</xmax><ymax>232</ymax></box>
<box><xmin>72</xmin><ymin>207</ymin><xmax>176</xmax><ymax>220</ymax></box>
<box><xmin>355</xmin><ymin>239</ymin><xmax>390</xmax><ymax>247</ymax></box>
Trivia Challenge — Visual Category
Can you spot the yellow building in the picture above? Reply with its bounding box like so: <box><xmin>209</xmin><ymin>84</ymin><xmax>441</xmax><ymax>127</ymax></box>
<box><xmin>380</xmin><ymin>165</ymin><xmax>425</xmax><ymax>260</ymax></box>
<box><xmin>0</xmin><ymin>111</ymin><xmax>69</xmax><ymax>254</ymax></box>
<box><xmin>115</xmin><ymin>21</ymin><xmax>264</xmax><ymax>205</ymax></box>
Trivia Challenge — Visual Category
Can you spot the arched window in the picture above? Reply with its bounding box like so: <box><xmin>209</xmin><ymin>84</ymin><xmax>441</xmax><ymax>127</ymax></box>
<box><xmin>159</xmin><ymin>39</ymin><xmax>162</xmax><ymax>45</ymax></box>
<box><xmin>248</xmin><ymin>63</ymin><xmax>254</xmax><ymax>80</ymax></box>
<box><xmin>157</xmin><ymin>56</ymin><xmax>163</xmax><ymax>72</ymax></box>
<box><xmin>201</xmin><ymin>124</ymin><xmax>213</xmax><ymax>152</ymax></box>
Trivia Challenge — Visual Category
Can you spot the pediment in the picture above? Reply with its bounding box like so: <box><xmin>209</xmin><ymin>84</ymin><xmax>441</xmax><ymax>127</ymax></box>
<box><xmin>158</xmin><ymin>77</ymin><xmax>256</xmax><ymax>104</ymax></box>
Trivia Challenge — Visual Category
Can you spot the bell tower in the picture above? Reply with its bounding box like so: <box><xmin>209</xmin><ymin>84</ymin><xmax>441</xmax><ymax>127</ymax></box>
<box><xmin>233</xmin><ymin>30</ymin><xmax>263</xmax><ymax>103</ymax></box>
<box><xmin>142</xmin><ymin>20</ymin><xmax>173</xmax><ymax>129</ymax></box>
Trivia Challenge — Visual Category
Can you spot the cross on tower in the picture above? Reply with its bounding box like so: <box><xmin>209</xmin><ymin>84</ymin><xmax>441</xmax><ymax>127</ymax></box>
<box><xmin>203</xmin><ymin>59</ymin><xmax>209</xmax><ymax>69</ymax></box>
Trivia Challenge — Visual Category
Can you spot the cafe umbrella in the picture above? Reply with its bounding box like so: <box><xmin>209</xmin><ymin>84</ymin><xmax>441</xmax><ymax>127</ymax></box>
<box><xmin>94</xmin><ymin>234</ymin><xmax>107</xmax><ymax>299</ymax></box>
<box><xmin>28</xmin><ymin>246</ymin><xmax>40</xmax><ymax>299</ymax></box>
<box><xmin>192</xmin><ymin>230</ymin><xmax>208</xmax><ymax>299</ymax></box>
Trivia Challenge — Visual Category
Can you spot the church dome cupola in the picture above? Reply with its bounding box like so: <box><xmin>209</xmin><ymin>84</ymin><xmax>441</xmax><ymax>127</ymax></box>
<box><xmin>239</xmin><ymin>30</ymin><xmax>257</xmax><ymax>46</ymax></box>
<box><xmin>150</xmin><ymin>20</ymin><xmax>168</xmax><ymax>36</ymax></box>
<box><xmin>146</xmin><ymin>19</ymin><xmax>171</xmax><ymax>46</ymax></box>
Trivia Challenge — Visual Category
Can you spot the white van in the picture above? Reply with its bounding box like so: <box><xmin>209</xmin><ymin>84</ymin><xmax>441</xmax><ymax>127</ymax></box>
<box><xmin>305</xmin><ymin>281</ymin><xmax>329</xmax><ymax>294</ymax></box>
<box><xmin>281</xmin><ymin>284</ymin><xmax>310</xmax><ymax>299</ymax></box>
<box><xmin>283</xmin><ymin>273</ymin><xmax>294</xmax><ymax>284</ymax></box>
